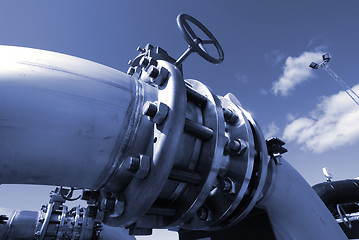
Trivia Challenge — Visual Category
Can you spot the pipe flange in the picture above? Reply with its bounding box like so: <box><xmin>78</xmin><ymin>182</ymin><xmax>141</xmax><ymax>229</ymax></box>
<box><xmin>167</xmin><ymin>79</ymin><xmax>226</xmax><ymax>229</ymax></box>
<box><xmin>112</xmin><ymin>60</ymin><xmax>187</xmax><ymax>226</ymax></box>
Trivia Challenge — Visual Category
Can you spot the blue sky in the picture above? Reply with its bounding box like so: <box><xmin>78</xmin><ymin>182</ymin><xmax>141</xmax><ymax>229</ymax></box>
<box><xmin>0</xmin><ymin>1</ymin><xmax>359</xmax><ymax>239</ymax></box>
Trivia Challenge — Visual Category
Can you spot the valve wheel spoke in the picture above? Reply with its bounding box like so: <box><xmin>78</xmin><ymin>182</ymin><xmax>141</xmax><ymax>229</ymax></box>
<box><xmin>177</xmin><ymin>14</ymin><xmax>224</xmax><ymax>64</ymax></box>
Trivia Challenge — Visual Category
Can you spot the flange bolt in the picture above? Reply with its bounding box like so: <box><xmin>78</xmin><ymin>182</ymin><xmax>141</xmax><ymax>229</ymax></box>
<box><xmin>126</xmin><ymin>156</ymin><xmax>140</xmax><ymax>173</ymax></box>
<box><xmin>223</xmin><ymin>108</ymin><xmax>239</xmax><ymax>124</ymax></box>
<box><xmin>147</xmin><ymin>65</ymin><xmax>159</xmax><ymax>79</ymax></box>
<box><xmin>228</xmin><ymin>139</ymin><xmax>247</xmax><ymax>155</ymax></box>
<box><xmin>142</xmin><ymin>101</ymin><xmax>157</xmax><ymax>118</ymax></box>
<box><xmin>139</xmin><ymin>57</ymin><xmax>150</xmax><ymax>68</ymax></box>
<box><xmin>197</xmin><ymin>207</ymin><xmax>209</xmax><ymax>221</ymax></box>
<box><xmin>219</xmin><ymin>179</ymin><xmax>232</xmax><ymax>193</ymax></box>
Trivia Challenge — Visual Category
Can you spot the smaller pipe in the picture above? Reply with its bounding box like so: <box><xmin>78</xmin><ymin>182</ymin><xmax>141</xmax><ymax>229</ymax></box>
<box><xmin>0</xmin><ymin>207</ymin><xmax>135</xmax><ymax>240</ymax></box>
<box><xmin>313</xmin><ymin>179</ymin><xmax>359</xmax><ymax>215</ymax></box>
<box><xmin>258</xmin><ymin>159</ymin><xmax>348</xmax><ymax>240</ymax></box>
<box><xmin>0</xmin><ymin>208</ymin><xmax>39</xmax><ymax>240</ymax></box>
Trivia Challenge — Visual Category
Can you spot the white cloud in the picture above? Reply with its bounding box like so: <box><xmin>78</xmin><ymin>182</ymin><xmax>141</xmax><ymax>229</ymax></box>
<box><xmin>263</xmin><ymin>121</ymin><xmax>280</xmax><ymax>139</ymax></box>
<box><xmin>283</xmin><ymin>85</ymin><xmax>359</xmax><ymax>153</ymax></box>
<box><xmin>273</xmin><ymin>51</ymin><xmax>323</xmax><ymax>96</ymax></box>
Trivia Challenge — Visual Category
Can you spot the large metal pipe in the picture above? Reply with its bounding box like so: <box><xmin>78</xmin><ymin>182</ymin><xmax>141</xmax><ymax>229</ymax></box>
<box><xmin>0</xmin><ymin>45</ymin><xmax>155</xmax><ymax>190</ymax></box>
<box><xmin>257</xmin><ymin>159</ymin><xmax>348</xmax><ymax>240</ymax></box>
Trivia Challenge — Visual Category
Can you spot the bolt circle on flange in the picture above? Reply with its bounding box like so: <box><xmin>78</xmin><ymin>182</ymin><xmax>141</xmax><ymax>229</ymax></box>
<box><xmin>120</xmin><ymin>61</ymin><xmax>187</xmax><ymax>227</ymax></box>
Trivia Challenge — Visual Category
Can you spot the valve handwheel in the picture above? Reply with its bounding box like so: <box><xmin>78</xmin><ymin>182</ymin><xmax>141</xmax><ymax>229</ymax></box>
<box><xmin>176</xmin><ymin>14</ymin><xmax>224</xmax><ymax>65</ymax></box>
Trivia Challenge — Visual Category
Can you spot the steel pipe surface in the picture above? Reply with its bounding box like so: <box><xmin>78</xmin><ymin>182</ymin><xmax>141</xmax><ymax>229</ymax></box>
<box><xmin>0</xmin><ymin>45</ymin><xmax>151</xmax><ymax>189</ymax></box>
<box><xmin>258</xmin><ymin>159</ymin><xmax>348</xmax><ymax>240</ymax></box>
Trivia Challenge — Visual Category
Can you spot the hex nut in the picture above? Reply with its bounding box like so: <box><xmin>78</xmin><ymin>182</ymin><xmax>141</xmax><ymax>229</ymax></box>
<box><xmin>219</xmin><ymin>177</ymin><xmax>235</xmax><ymax>194</ymax></box>
<box><xmin>197</xmin><ymin>207</ymin><xmax>209</xmax><ymax>221</ymax></box>
<box><xmin>147</xmin><ymin>65</ymin><xmax>159</xmax><ymax>78</ymax></box>
<box><xmin>134</xmin><ymin>154</ymin><xmax>151</xmax><ymax>179</ymax></box>
<box><xmin>228</xmin><ymin>139</ymin><xmax>247</xmax><ymax>155</ymax></box>
<box><xmin>223</xmin><ymin>108</ymin><xmax>239</xmax><ymax>125</ymax></box>
<box><xmin>148</xmin><ymin>58</ymin><xmax>158</xmax><ymax>67</ymax></box>
<box><xmin>142</xmin><ymin>101</ymin><xmax>158</xmax><ymax>118</ymax></box>
<box><xmin>152</xmin><ymin>67</ymin><xmax>169</xmax><ymax>86</ymax></box>
<box><xmin>125</xmin><ymin>156</ymin><xmax>140</xmax><ymax>173</ymax></box>
<box><xmin>152</xmin><ymin>102</ymin><xmax>169</xmax><ymax>125</ymax></box>
<box><xmin>127</xmin><ymin>67</ymin><xmax>135</xmax><ymax>76</ymax></box>
<box><xmin>109</xmin><ymin>195</ymin><xmax>125</xmax><ymax>217</ymax></box>
<box><xmin>100</xmin><ymin>196</ymin><xmax>115</xmax><ymax>212</ymax></box>
<box><xmin>219</xmin><ymin>179</ymin><xmax>232</xmax><ymax>192</ymax></box>
<box><xmin>228</xmin><ymin>139</ymin><xmax>240</xmax><ymax>152</ymax></box>
<box><xmin>139</xmin><ymin>57</ymin><xmax>150</xmax><ymax>68</ymax></box>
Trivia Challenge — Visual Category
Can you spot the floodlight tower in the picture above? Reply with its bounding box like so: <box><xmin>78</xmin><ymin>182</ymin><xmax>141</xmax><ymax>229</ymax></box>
<box><xmin>310</xmin><ymin>54</ymin><xmax>359</xmax><ymax>106</ymax></box>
